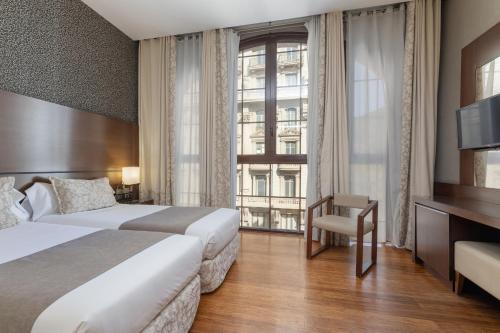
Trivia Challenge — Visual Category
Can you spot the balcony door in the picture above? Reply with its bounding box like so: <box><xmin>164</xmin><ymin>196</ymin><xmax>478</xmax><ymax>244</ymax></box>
<box><xmin>236</xmin><ymin>33</ymin><xmax>308</xmax><ymax>233</ymax></box>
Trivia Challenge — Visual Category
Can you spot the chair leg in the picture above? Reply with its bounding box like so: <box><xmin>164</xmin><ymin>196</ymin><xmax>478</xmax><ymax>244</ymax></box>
<box><xmin>455</xmin><ymin>272</ymin><xmax>465</xmax><ymax>295</ymax></box>
<box><xmin>356</xmin><ymin>229</ymin><xmax>364</xmax><ymax>278</ymax></box>
<box><xmin>371</xmin><ymin>206</ymin><xmax>378</xmax><ymax>264</ymax></box>
<box><xmin>325</xmin><ymin>231</ymin><xmax>332</xmax><ymax>248</ymax></box>
<box><xmin>309</xmin><ymin>229</ymin><xmax>331</xmax><ymax>258</ymax></box>
<box><xmin>306</xmin><ymin>213</ymin><xmax>313</xmax><ymax>259</ymax></box>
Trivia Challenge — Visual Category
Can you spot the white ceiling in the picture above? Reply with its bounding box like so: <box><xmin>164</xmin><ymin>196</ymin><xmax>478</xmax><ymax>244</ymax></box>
<box><xmin>81</xmin><ymin>0</ymin><xmax>401</xmax><ymax>40</ymax></box>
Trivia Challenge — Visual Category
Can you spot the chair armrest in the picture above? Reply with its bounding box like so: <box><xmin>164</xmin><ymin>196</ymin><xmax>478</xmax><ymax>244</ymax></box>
<box><xmin>358</xmin><ymin>200</ymin><xmax>378</xmax><ymax>219</ymax></box>
<box><xmin>307</xmin><ymin>195</ymin><xmax>333</xmax><ymax>211</ymax></box>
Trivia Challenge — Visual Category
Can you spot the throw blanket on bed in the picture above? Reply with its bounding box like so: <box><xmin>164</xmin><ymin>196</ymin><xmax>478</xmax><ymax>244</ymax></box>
<box><xmin>0</xmin><ymin>229</ymin><xmax>171</xmax><ymax>333</ymax></box>
<box><xmin>120</xmin><ymin>206</ymin><xmax>218</xmax><ymax>234</ymax></box>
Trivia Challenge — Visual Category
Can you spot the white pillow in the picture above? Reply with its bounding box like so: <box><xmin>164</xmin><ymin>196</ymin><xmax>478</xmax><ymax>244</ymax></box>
<box><xmin>25</xmin><ymin>182</ymin><xmax>59</xmax><ymax>221</ymax></box>
<box><xmin>20</xmin><ymin>197</ymin><xmax>33</xmax><ymax>219</ymax></box>
<box><xmin>11</xmin><ymin>188</ymin><xmax>25</xmax><ymax>205</ymax></box>
<box><xmin>10</xmin><ymin>205</ymin><xmax>30</xmax><ymax>221</ymax></box>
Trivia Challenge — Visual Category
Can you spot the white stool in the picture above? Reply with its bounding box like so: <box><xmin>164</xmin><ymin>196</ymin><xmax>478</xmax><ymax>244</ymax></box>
<box><xmin>455</xmin><ymin>241</ymin><xmax>500</xmax><ymax>299</ymax></box>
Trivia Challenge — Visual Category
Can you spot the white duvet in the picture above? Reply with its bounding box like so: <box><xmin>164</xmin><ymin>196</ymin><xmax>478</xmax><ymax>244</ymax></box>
<box><xmin>0</xmin><ymin>222</ymin><xmax>202</xmax><ymax>333</ymax></box>
<box><xmin>39</xmin><ymin>204</ymin><xmax>240</xmax><ymax>260</ymax></box>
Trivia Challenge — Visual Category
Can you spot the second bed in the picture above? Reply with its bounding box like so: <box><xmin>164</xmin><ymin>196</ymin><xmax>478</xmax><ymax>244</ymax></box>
<box><xmin>38</xmin><ymin>203</ymin><xmax>240</xmax><ymax>293</ymax></box>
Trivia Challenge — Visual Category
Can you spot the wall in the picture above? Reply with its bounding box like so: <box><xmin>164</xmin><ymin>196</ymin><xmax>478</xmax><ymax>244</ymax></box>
<box><xmin>0</xmin><ymin>0</ymin><xmax>138</xmax><ymax>122</ymax></box>
<box><xmin>435</xmin><ymin>0</ymin><xmax>500</xmax><ymax>183</ymax></box>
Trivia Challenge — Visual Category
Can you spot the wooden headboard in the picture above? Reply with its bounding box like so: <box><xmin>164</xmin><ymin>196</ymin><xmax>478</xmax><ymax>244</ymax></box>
<box><xmin>0</xmin><ymin>90</ymin><xmax>138</xmax><ymax>190</ymax></box>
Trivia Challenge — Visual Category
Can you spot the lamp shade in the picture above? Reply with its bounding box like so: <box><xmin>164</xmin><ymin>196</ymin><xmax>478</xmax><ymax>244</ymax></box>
<box><xmin>122</xmin><ymin>167</ymin><xmax>140</xmax><ymax>185</ymax></box>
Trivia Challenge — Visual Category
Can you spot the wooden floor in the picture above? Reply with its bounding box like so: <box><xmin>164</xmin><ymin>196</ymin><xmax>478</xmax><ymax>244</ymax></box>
<box><xmin>191</xmin><ymin>231</ymin><xmax>500</xmax><ymax>333</ymax></box>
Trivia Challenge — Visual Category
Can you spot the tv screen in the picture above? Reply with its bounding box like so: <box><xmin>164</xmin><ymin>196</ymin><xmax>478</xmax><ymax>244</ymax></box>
<box><xmin>457</xmin><ymin>93</ymin><xmax>500</xmax><ymax>150</ymax></box>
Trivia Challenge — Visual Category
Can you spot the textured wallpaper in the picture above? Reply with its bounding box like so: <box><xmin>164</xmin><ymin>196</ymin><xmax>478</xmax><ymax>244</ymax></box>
<box><xmin>0</xmin><ymin>0</ymin><xmax>138</xmax><ymax>122</ymax></box>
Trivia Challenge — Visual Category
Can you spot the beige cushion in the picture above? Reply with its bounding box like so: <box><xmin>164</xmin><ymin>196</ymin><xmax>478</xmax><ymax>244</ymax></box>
<box><xmin>0</xmin><ymin>177</ymin><xmax>21</xmax><ymax>230</ymax></box>
<box><xmin>50</xmin><ymin>177</ymin><xmax>117</xmax><ymax>214</ymax></box>
<box><xmin>455</xmin><ymin>241</ymin><xmax>500</xmax><ymax>300</ymax></box>
<box><xmin>333</xmin><ymin>193</ymin><xmax>369</xmax><ymax>209</ymax></box>
<box><xmin>312</xmin><ymin>214</ymin><xmax>373</xmax><ymax>237</ymax></box>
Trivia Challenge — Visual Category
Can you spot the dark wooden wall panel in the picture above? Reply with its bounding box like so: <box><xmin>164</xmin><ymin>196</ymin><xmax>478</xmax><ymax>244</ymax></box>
<box><xmin>0</xmin><ymin>90</ymin><xmax>138</xmax><ymax>188</ymax></box>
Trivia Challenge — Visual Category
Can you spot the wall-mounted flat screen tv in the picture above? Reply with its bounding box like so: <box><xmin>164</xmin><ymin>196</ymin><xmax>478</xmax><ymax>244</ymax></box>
<box><xmin>456</xmin><ymin>93</ymin><xmax>500</xmax><ymax>150</ymax></box>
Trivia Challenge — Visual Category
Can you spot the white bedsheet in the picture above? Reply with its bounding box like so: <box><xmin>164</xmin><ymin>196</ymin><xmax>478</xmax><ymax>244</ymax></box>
<box><xmin>0</xmin><ymin>222</ymin><xmax>202</xmax><ymax>333</ymax></box>
<box><xmin>39</xmin><ymin>204</ymin><xmax>240</xmax><ymax>260</ymax></box>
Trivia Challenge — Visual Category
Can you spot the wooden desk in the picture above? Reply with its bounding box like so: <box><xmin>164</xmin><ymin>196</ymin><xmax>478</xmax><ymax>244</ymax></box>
<box><xmin>414</xmin><ymin>195</ymin><xmax>500</xmax><ymax>288</ymax></box>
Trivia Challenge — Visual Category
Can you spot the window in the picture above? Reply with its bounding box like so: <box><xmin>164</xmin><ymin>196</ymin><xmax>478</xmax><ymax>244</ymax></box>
<box><xmin>251</xmin><ymin>212</ymin><xmax>266</xmax><ymax>228</ymax></box>
<box><xmin>285</xmin><ymin>73</ymin><xmax>298</xmax><ymax>86</ymax></box>
<box><xmin>255</xmin><ymin>142</ymin><xmax>264</xmax><ymax>155</ymax></box>
<box><xmin>285</xmin><ymin>141</ymin><xmax>297</xmax><ymax>155</ymax></box>
<box><xmin>282</xmin><ymin>214</ymin><xmax>297</xmax><ymax>230</ymax></box>
<box><xmin>286</xmin><ymin>47</ymin><xmax>299</xmax><ymax>61</ymax></box>
<box><xmin>256</xmin><ymin>77</ymin><xmax>265</xmax><ymax>88</ymax></box>
<box><xmin>255</xmin><ymin>110</ymin><xmax>264</xmax><ymax>122</ymax></box>
<box><xmin>285</xmin><ymin>107</ymin><xmax>297</xmax><ymax>121</ymax></box>
<box><xmin>254</xmin><ymin>175</ymin><xmax>267</xmax><ymax>196</ymax></box>
<box><xmin>284</xmin><ymin>176</ymin><xmax>295</xmax><ymax>197</ymax></box>
<box><xmin>236</xmin><ymin>35</ymin><xmax>308</xmax><ymax>233</ymax></box>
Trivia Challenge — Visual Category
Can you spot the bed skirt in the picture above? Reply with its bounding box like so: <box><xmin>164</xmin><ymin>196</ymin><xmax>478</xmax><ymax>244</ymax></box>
<box><xmin>200</xmin><ymin>232</ymin><xmax>240</xmax><ymax>293</ymax></box>
<box><xmin>142</xmin><ymin>275</ymin><xmax>200</xmax><ymax>333</ymax></box>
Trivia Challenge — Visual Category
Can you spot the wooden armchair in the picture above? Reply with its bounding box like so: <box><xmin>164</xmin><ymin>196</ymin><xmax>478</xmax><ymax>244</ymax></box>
<box><xmin>306</xmin><ymin>193</ymin><xmax>378</xmax><ymax>277</ymax></box>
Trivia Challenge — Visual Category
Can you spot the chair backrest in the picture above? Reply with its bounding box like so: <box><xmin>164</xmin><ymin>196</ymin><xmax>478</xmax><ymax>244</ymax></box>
<box><xmin>333</xmin><ymin>193</ymin><xmax>369</xmax><ymax>209</ymax></box>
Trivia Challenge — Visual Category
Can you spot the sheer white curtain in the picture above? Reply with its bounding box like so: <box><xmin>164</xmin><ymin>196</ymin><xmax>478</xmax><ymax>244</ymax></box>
<box><xmin>346</xmin><ymin>7</ymin><xmax>405</xmax><ymax>242</ymax></box>
<box><xmin>174</xmin><ymin>35</ymin><xmax>202</xmax><ymax>206</ymax></box>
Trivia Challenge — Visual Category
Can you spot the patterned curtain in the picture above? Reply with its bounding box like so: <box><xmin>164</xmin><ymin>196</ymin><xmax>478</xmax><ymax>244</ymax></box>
<box><xmin>138</xmin><ymin>37</ymin><xmax>176</xmax><ymax>205</ymax></box>
<box><xmin>305</xmin><ymin>12</ymin><xmax>350</xmax><ymax>246</ymax></box>
<box><xmin>199</xmin><ymin>29</ymin><xmax>236</xmax><ymax>208</ymax></box>
<box><xmin>398</xmin><ymin>0</ymin><xmax>441</xmax><ymax>249</ymax></box>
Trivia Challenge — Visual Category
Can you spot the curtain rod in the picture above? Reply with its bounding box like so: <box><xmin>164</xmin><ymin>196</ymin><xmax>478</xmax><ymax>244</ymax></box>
<box><xmin>236</xmin><ymin>23</ymin><xmax>307</xmax><ymax>36</ymax></box>
<box><xmin>157</xmin><ymin>3</ymin><xmax>404</xmax><ymax>40</ymax></box>
<box><xmin>233</xmin><ymin>16</ymin><xmax>310</xmax><ymax>34</ymax></box>
<box><xmin>344</xmin><ymin>2</ymin><xmax>404</xmax><ymax>17</ymax></box>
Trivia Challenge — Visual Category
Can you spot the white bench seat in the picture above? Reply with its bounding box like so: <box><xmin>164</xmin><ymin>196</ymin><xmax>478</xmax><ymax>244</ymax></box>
<box><xmin>455</xmin><ymin>241</ymin><xmax>500</xmax><ymax>299</ymax></box>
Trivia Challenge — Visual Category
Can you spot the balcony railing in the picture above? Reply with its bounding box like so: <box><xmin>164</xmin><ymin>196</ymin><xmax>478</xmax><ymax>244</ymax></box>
<box><xmin>277</xmin><ymin>53</ymin><xmax>300</xmax><ymax>66</ymax></box>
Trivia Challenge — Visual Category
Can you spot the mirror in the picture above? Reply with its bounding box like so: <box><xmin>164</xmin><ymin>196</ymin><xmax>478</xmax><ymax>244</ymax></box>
<box><xmin>474</xmin><ymin>56</ymin><xmax>500</xmax><ymax>188</ymax></box>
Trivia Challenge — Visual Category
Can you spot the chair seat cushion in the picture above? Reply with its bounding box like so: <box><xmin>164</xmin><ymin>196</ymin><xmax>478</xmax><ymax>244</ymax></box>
<box><xmin>312</xmin><ymin>215</ymin><xmax>373</xmax><ymax>237</ymax></box>
<box><xmin>455</xmin><ymin>241</ymin><xmax>500</xmax><ymax>300</ymax></box>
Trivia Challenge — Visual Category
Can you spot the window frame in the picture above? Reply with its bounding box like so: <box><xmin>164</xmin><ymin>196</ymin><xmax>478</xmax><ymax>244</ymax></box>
<box><xmin>238</xmin><ymin>32</ymin><xmax>308</xmax><ymax>165</ymax></box>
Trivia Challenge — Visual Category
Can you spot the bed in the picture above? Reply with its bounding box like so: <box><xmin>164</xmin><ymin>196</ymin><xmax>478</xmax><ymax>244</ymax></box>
<box><xmin>0</xmin><ymin>222</ymin><xmax>203</xmax><ymax>333</ymax></box>
<box><xmin>37</xmin><ymin>203</ymin><xmax>241</xmax><ymax>293</ymax></box>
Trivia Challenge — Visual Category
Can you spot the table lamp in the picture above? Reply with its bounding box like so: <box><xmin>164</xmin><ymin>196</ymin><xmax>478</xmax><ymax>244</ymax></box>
<box><xmin>121</xmin><ymin>166</ymin><xmax>140</xmax><ymax>200</ymax></box>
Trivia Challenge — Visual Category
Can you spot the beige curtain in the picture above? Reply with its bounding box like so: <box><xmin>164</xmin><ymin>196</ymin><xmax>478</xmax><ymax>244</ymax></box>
<box><xmin>138</xmin><ymin>37</ymin><xmax>176</xmax><ymax>205</ymax></box>
<box><xmin>323</xmin><ymin>12</ymin><xmax>350</xmax><ymax>246</ymax></box>
<box><xmin>305</xmin><ymin>15</ymin><xmax>326</xmax><ymax>241</ymax></box>
<box><xmin>398</xmin><ymin>0</ymin><xmax>441</xmax><ymax>248</ymax></box>
<box><xmin>199</xmin><ymin>29</ymin><xmax>231</xmax><ymax>207</ymax></box>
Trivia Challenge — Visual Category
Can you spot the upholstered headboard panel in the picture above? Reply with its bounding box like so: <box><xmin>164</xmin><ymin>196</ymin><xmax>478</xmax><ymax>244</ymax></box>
<box><xmin>0</xmin><ymin>90</ymin><xmax>138</xmax><ymax>189</ymax></box>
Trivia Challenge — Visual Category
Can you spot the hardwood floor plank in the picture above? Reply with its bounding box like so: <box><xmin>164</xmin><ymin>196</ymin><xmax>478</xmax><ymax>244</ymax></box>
<box><xmin>191</xmin><ymin>231</ymin><xmax>500</xmax><ymax>332</ymax></box>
